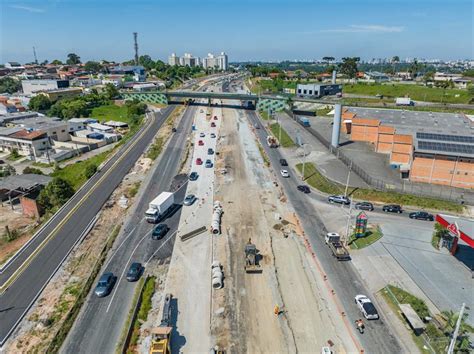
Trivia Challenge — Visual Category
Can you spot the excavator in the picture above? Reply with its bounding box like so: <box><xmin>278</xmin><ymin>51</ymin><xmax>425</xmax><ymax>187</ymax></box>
<box><xmin>149</xmin><ymin>293</ymin><xmax>173</xmax><ymax>354</ymax></box>
<box><xmin>244</xmin><ymin>239</ymin><xmax>262</xmax><ymax>273</ymax></box>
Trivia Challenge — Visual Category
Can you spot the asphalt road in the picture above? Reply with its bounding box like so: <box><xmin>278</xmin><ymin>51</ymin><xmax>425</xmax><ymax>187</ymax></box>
<box><xmin>243</xmin><ymin>106</ymin><xmax>403</xmax><ymax>352</ymax></box>
<box><xmin>61</xmin><ymin>104</ymin><xmax>196</xmax><ymax>354</ymax></box>
<box><xmin>0</xmin><ymin>106</ymin><xmax>175</xmax><ymax>347</ymax></box>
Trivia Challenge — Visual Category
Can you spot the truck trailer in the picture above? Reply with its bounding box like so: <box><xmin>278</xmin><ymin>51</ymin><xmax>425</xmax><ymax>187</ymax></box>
<box><xmin>325</xmin><ymin>232</ymin><xmax>350</xmax><ymax>261</ymax></box>
<box><xmin>145</xmin><ymin>192</ymin><xmax>174</xmax><ymax>223</ymax></box>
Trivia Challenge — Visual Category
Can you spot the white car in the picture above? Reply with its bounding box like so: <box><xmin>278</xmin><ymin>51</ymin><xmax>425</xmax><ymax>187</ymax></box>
<box><xmin>199</xmin><ymin>132</ymin><xmax>205</xmax><ymax>138</ymax></box>
<box><xmin>354</xmin><ymin>295</ymin><xmax>379</xmax><ymax>320</ymax></box>
<box><xmin>280</xmin><ymin>169</ymin><xmax>289</xmax><ymax>178</ymax></box>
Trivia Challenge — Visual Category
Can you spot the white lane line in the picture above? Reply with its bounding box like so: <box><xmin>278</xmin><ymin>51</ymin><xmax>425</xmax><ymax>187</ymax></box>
<box><xmin>144</xmin><ymin>230</ymin><xmax>177</xmax><ymax>266</ymax></box>
<box><xmin>105</xmin><ymin>229</ymin><xmax>152</xmax><ymax>313</ymax></box>
<box><xmin>102</xmin><ymin>221</ymin><xmax>142</xmax><ymax>271</ymax></box>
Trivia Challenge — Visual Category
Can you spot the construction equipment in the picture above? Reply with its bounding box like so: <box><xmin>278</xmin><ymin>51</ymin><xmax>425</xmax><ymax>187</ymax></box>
<box><xmin>266</xmin><ymin>135</ymin><xmax>279</xmax><ymax>148</ymax></box>
<box><xmin>244</xmin><ymin>239</ymin><xmax>262</xmax><ymax>273</ymax></box>
<box><xmin>149</xmin><ymin>293</ymin><xmax>173</xmax><ymax>354</ymax></box>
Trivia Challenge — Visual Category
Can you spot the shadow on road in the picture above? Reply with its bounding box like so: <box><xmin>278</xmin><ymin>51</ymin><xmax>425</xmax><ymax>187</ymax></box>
<box><xmin>170</xmin><ymin>297</ymin><xmax>186</xmax><ymax>354</ymax></box>
<box><xmin>455</xmin><ymin>244</ymin><xmax>474</xmax><ymax>270</ymax></box>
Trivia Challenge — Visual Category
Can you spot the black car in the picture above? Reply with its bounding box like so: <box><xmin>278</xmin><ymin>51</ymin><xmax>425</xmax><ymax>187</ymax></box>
<box><xmin>382</xmin><ymin>204</ymin><xmax>403</xmax><ymax>213</ymax></box>
<box><xmin>172</xmin><ymin>127</ymin><xmax>177</xmax><ymax>132</ymax></box>
<box><xmin>189</xmin><ymin>172</ymin><xmax>198</xmax><ymax>181</ymax></box>
<box><xmin>328</xmin><ymin>195</ymin><xmax>351</xmax><ymax>205</ymax></box>
<box><xmin>207</xmin><ymin>148</ymin><xmax>214</xmax><ymax>155</ymax></box>
<box><xmin>126</xmin><ymin>262</ymin><xmax>143</xmax><ymax>282</ymax></box>
<box><xmin>280</xmin><ymin>159</ymin><xmax>288</xmax><ymax>166</ymax></box>
<box><xmin>152</xmin><ymin>223</ymin><xmax>169</xmax><ymax>240</ymax></box>
<box><xmin>297</xmin><ymin>185</ymin><xmax>310</xmax><ymax>193</ymax></box>
<box><xmin>409</xmin><ymin>211</ymin><xmax>434</xmax><ymax>221</ymax></box>
<box><xmin>355</xmin><ymin>202</ymin><xmax>374</xmax><ymax>211</ymax></box>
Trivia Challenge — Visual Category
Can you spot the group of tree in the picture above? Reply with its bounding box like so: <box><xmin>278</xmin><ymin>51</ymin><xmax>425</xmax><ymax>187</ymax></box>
<box><xmin>338</xmin><ymin>57</ymin><xmax>360</xmax><ymax>79</ymax></box>
<box><xmin>28</xmin><ymin>94</ymin><xmax>52</xmax><ymax>112</ymax></box>
<box><xmin>23</xmin><ymin>166</ymin><xmax>44</xmax><ymax>175</ymax></box>
<box><xmin>0</xmin><ymin>77</ymin><xmax>22</xmax><ymax>94</ymax></box>
<box><xmin>37</xmin><ymin>177</ymin><xmax>74</xmax><ymax>212</ymax></box>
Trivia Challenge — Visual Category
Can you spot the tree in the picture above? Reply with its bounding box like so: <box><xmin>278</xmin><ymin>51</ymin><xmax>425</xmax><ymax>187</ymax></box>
<box><xmin>23</xmin><ymin>166</ymin><xmax>44</xmax><ymax>175</ymax></box>
<box><xmin>84</xmin><ymin>164</ymin><xmax>97</xmax><ymax>179</ymax></box>
<box><xmin>322</xmin><ymin>56</ymin><xmax>335</xmax><ymax>64</ymax></box>
<box><xmin>48</xmin><ymin>99</ymin><xmax>88</xmax><ymax>119</ymax></box>
<box><xmin>467</xmin><ymin>85</ymin><xmax>474</xmax><ymax>96</ymax></box>
<box><xmin>66</xmin><ymin>53</ymin><xmax>81</xmax><ymax>65</ymax></box>
<box><xmin>29</xmin><ymin>94</ymin><xmax>52</xmax><ymax>111</ymax></box>
<box><xmin>339</xmin><ymin>57</ymin><xmax>360</xmax><ymax>79</ymax></box>
<box><xmin>0</xmin><ymin>164</ymin><xmax>15</xmax><ymax>177</ymax></box>
<box><xmin>84</xmin><ymin>61</ymin><xmax>103</xmax><ymax>74</ymax></box>
<box><xmin>138</xmin><ymin>55</ymin><xmax>154</xmax><ymax>70</ymax></box>
<box><xmin>0</xmin><ymin>77</ymin><xmax>21</xmax><ymax>94</ymax></box>
<box><xmin>408</xmin><ymin>59</ymin><xmax>423</xmax><ymax>79</ymax></box>
<box><xmin>37</xmin><ymin>177</ymin><xmax>74</xmax><ymax>211</ymax></box>
<box><xmin>423</xmin><ymin>71</ymin><xmax>435</xmax><ymax>83</ymax></box>
<box><xmin>391</xmin><ymin>56</ymin><xmax>400</xmax><ymax>73</ymax></box>
<box><xmin>51</xmin><ymin>59</ymin><xmax>63</xmax><ymax>65</ymax></box>
<box><xmin>104</xmin><ymin>83</ymin><xmax>119</xmax><ymax>99</ymax></box>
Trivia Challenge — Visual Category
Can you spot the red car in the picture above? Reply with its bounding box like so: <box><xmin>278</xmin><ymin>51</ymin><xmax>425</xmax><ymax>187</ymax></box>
<box><xmin>211</xmin><ymin>122</ymin><xmax>216</xmax><ymax>127</ymax></box>
<box><xmin>213</xmin><ymin>116</ymin><xmax>218</xmax><ymax>120</ymax></box>
<box><xmin>198</xmin><ymin>140</ymin><xmax>204</xmax><ymax>146</ymax></box>
<box><xmin>196</xmin><ymin>158</ymin><xmax>203</xmax><ymax>165</ymax></box>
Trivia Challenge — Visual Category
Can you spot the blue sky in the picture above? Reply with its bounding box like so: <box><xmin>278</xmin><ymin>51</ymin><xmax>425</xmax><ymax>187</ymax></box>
<box><xmin>1</xmin><ymin>0</ymin><xmax>472</xmax><ymax>63</ymax></box>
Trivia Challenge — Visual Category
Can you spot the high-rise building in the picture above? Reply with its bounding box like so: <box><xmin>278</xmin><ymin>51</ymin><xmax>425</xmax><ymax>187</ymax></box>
<box><xmin>217</xmin><ymin>52</ymin><xmax>228</xmax><ymax>71</ymax></box>
<box><xmin>168</xmin><ymin>53</ymin><xmax>180</xmax><ymax>66</ymax></box>
<box><xmin>181</xmin><ymin>53</ymin><xmax>198</xmax><ymax>67</ymax></box>
<box><xmin>202</xmin><ymin>52</ymin><xmax>228</xmax><ymax>71</ymax></box>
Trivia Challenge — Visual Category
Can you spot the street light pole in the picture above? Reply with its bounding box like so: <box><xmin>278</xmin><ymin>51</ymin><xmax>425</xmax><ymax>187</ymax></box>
<box><xmin>302</xmin><ymin>143</ymin><xmax>307</xmax><ymax>180</ymax></box>
<box><xmin>344</xmin><ymin>200</ymin><xmax>353</xmax><ymax>246</ymax></box>
<box><xmin>447</xmin><ymin>303</ymin><xmax>466</xmax><ymax>354</ymax></box>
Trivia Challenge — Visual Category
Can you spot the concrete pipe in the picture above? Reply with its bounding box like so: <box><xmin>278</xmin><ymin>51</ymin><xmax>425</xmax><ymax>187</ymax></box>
<box><xmin>211</xmin><ymin>261</ymin><xmax>221</xmax><ymax>269</ymax></box>
<box><xmin>212</xmin><ymin>277</ymin><xmax>222</xmax><ymax>289</ymax></box>
<box><xmin>212</xmin><ymin>271</ymin><xmax>223</xmax><ymax>280</ymax></box>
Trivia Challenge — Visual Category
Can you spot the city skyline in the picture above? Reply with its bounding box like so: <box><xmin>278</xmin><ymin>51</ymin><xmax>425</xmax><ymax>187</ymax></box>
<box><xmin>1</xmin><ymin>0</ymin><xmax>473</xmax><ymax>63</ymax></box>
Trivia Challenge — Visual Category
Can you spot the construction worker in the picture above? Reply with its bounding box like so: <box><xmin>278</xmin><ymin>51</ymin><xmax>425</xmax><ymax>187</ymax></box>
<box><xmin>355</xmin><ymin>319</ymin><xmax>365</xmax><ymax>333</ymax></box>
<box><xmin>274</xmin><ymin>305</ymin><xmax>280</xmax><ymax>316</ymax></box>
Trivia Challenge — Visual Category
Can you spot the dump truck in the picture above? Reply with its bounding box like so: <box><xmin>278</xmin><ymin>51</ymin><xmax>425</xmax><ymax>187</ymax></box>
<box><xmin>266</xmin><ymin>135</ymin><xmax>279</xmax><ymax>148</ymax></box>
<box><xmin>149</xmin><ymin>293</ymin><xmax>173</xmax><ymax>354</ymax></box>
<box><xmin>145</xmin><ymin>192</ymin><xmax>174</xmax><ymax>223</ymax></box>
<box><xmin>244</xmin><ymin>239</ymin><xmax>262</xmax><ymax>273</ymax></box>
<box><xmin>325</xmin><ymin>232</ymin><xmax>350</xmax><ymax>261</ymax></box>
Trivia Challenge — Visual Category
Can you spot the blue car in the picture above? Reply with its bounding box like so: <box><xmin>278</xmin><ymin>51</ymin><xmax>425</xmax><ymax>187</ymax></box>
<box><xmin>205</xmin><ymin>159</ymin><xmax>213</xmax><ymax>168</ymax></box>
<box><xmin>189</xmin><ymin>171</ymin><xmax>198</xmax><ymax>181</ymax></box>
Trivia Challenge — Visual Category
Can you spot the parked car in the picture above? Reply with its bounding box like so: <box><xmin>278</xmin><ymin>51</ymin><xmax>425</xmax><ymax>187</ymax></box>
<box><xmin>213</xmin><ymin>116</ymin><xmax>218</xmax><ymax>120</ymax></box>
<box><xmin>211</xmin><ymin>122</ymin><xmax>216</xmax><ymax>127</ymax></box>
<box><xmin>126</xmin><ymin>262</ymin><xmax>143</xmax><ymax>282</ymax></box>
<box><xmin>280</xmin><ymin>159</ymin><xmax>288</xmax><ymax>166</ymax></box>
<box><xmin>409</xmin><ymin>211</ymin><xmax>434</xmax><ymax>221</ymax></box>
<box><xmin>328</xmin><ymin>195</ymin><xmax>350</xmax><ymax>205</ymax></box>
<box><xmin>297</xmin><ymin>185</ymin><xmax>310</xmax><ymax>193</ymax></box>
<box><xmin>152</xmin><ymin>223</ymin><xmax>169</xmax><ymax>240</ymax></box>
<box><xmin>94</xmin><ymin>272</ymin><xmax>115</xmax><ymax>297</ymax></box>
<box><xmin>382</xmin><ymin>204</ymin><xmax>402</xmax><ymax>213</ymax></box>
<box><xmin>205</xmin><ymin>159</ymin><xmax>213</xmax><ymax>168</ymax></box>
<box><xmin>355</xmin><ymin>202</ymin><xmax>374</xmax><ymax>211</ymax></box>
<box><xmin>189</xmin><ymin>171</ymin><xmax>198</xmax><ymax>181</ymax></box>
<box><xmin>198</xmin><ymin>140</ymin><xmax>204</xmax><ymax>146</ymax></box>
<box><xmin>196</xmin><ymin>158</ymin><xmax>203</xmax><ymax>165</ymax></box>
<box><xmin>171</xmin><ymin>127</ymin><xmax>177</xmax><ymax>133</ymax></box>
<box><xmin>207</xmin><ymin>148</ymin><xmax>214</xmax><ymax>155</ymax></box>
<box><xmin>199</xmin><ymin>132</ymin><xmax>205</xmax><ymax>138</ymax></box>
<box><xmin>210</xmin><ymin>133</ymin><xmax>216</xmax><ymax>138</ymax></box>
<box><xmin>355</xmin><ymin>295</ymin><xmax>379</xmax><ymax>320</ymax></box>
<box><xmin>183</xmin><ymin>194</ymin><xmax>197</xmax><ymax>206</ymax></box>
<box><xmin>280</xmin><ymin>169</ymin><xmax>289</xmax><ymax>178</ymax></box>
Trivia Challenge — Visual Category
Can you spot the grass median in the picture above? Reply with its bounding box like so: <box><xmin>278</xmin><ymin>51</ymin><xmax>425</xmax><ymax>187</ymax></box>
<box><xmin>270</xmin><ymin>123</ymin><xmax>295</xmax><ymax>147</ymax></box>
<box><xmin>295</xmin><ymin>162</ymin><xmax>464</xmax><ymax>213</ymax></box>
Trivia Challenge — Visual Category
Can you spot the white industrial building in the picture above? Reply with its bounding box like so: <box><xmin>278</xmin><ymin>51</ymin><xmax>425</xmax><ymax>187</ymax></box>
<box><xmin>21</xmin><ymin>80</ymin><xmax>70</xmax><ymax>95</ymax></box>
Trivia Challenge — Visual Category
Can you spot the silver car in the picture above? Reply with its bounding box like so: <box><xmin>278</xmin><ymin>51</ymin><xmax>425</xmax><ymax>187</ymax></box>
<box><xmin>183</xmin><ymin>194</ymin><xmax>197</xmax><ymax>206</ymax></box>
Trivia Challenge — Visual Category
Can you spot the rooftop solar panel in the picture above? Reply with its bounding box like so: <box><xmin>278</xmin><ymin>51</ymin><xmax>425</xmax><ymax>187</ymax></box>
<box><xmin>418</xmin><ymin>141</ymin><xmax>474</xmax><ymax>155</ymax></box>
<box><xmin>416</xmin><ymin>132</ymin><xmax>474</xmax><ymax>143</ymax></box>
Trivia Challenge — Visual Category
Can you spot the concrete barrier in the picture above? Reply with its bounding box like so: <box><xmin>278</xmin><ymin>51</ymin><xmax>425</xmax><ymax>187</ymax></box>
<box><xmin>179</xmin><ymin>225</ymin><xmax>207</xmax><ymax>241</ymax></box>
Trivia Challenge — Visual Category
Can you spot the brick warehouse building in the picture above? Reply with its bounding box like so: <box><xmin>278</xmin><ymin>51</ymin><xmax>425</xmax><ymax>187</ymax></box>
<box><xmin>341</xmin><ymin>108</ymin><xmax>474</xmax><ymax>189</ymax></box>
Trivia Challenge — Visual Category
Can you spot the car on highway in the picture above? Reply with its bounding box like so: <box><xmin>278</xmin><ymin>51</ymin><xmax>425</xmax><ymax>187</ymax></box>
<box><xmin>409</xmin><ymin>211</ymin><xmax>434</xmax><ymax>221</ymax></box>
<box><xmin>355</xmin><ymin>202</ymin><xmax>374</xmax><ymax>211</ymax></box>
<box><xmin>205</xmin><ymin>159</ymin><xmax>213</xmax><ymax>168</ymax></box>
<box><xmin>211</xmin><ymin>122</ymin><xmax>216</xmax><ymax>127</ymax></box>
<box><xmin>94</xmin><ymin>272</ymin><xmax>115</xmax><ymax>297</ymax></box>
<box><xmin>297</xmin><ymin>185</ymin><xmax>310</xmax><ymax>193</ymax></box>
<box><xmin>172</xmin><ymin>127</ymin><xmax>177</xmax><ymax>133</ymax></box>
<box><xmin>280</xmin><ymin>169</ymin><xmax>289</xmax><ymax>178</ymax></box>
<box><xmin>183</xmin><ymin>194</ymin><xmax>197</xmax><ymax>206</ymax></box>
<box><xmin>196</xmin><ymin>158</ymin><xmax>203</xmax><ymax>165</ymax></box>
<box><xmin>355</xmin><ymin>294</ymin><xmax>379</xmax><ymax>320</ymax></box>
<box><xmin>189</xmin><ymin>171</ymin><xmax>198</xmax><ymax>181</ymax></box>
<box><xmin>382</xmin><ymin>204</ymin><xmax>403</xmax><ymax>213</ymax></box>
<box><xmin>207</xmin><ymin>148</ymin><xmax>214</xmax><ymax>155</ymax></box>
<box><xmin>328</xmin><ymin>195</ymin><xmax>350</xmax><ymax>205</ymax></box>
<box><xmin>254</xmin><ymin>123</ymin><xmax>260</xmax><ymax>129</ymax></box>
<box><xmin>199</xmin><ymin>132</ymin><xmax>205</xmax><ymax>137</ymax></box>
<box><xmin>126</xmin><ymin>262</ymin><xmax>143</xmax><ymax>282</ymax></box>
<box><xmin>280</xmin><ymin>159</ymin><xmax>288</xmax><ymax>166</ymax></box>
<box><xmin>210</xmin><ymin>133</ymin><xmax>216</xmax><ymax>138</ymax></box>
<box><xmin>198</xmin><ymin>140</ymin><xmax>204</xmax><ymax>146</ymax></box>
<box><xmin>152</xmin><ymin>223</ymin><xmax>169</xmax><ymax>240</ymax></box>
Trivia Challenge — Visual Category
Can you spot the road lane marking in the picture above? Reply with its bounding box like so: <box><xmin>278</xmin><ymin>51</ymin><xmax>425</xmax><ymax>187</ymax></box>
<box><xmin>0</xmin><ymin>113</ymin><xmax>162</xmax><ymax>293</ymax></box>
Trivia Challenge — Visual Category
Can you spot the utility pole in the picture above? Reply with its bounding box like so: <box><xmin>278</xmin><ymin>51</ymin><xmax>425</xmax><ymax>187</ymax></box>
<box><xmin>344</xmin><ymin>200</ymin><xmax>353</xmax><ymax>246</ymax></box>
<box><xmin>33</xmin><ymin>46</ymin><xmax>38</xmax><ymax>65</ymax></box>
<box><xmin>447</xmin><ymin>303</ymin><xmax>466</xmax><ymax>354</ymax></box>
<box><xmin>344</xmin><ymin>161</ymin><xmax>352</xmax><ymax>197</ymax></box>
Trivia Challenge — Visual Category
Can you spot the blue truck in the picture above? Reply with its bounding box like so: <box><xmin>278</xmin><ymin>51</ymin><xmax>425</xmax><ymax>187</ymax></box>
<box><xmin>297</xmin><ymin>116</ymin><xmax>310</xmax><ymax>127</ymax></box>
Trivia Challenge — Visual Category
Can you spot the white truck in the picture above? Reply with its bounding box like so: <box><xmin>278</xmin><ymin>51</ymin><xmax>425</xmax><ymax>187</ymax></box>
<box><xmin>145</xmin><ymin>192</ymin><xmax>174</xmax><ymax>223</ymax></box>
<box><xmin>395</xmin><ymin>97</ymin><xmax>414</xmax><ymax>106</ymax></box>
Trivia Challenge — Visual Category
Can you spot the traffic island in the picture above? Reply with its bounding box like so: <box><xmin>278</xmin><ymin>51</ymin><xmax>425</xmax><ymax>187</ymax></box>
<box><xmin>348</xmin><ymin>225</ymin><xmax>383</xmax><ymax>250</ymax></box>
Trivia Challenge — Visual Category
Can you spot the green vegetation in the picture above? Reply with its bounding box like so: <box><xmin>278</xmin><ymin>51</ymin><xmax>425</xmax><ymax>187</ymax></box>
<box><xmin>270</xmin><ymin>123</ymin><xmax>295</xmax><ymax>147</ymax></box>
<box><xmin>0</xmin><ymin>77</ymin><xmax>21</xmax><ymax>94</ymax></box>
<box><xmin>316</xmin><ymin>107</ymin><xmax>332</xmax><ymax>116</ymax></box>
<box><xmin>0</xmin><ymin>164</ymin><xmax>16</xmax><ymax>177</ymax></box>
<box><xmin>257</xmin><ymin>141</ymin><xmax>270</xmax><ymax>167</ymax></box>
<box><xmin>339</xmin><ymin>57</ymin><xmax>360</xmax><ymax>79</ymax></box>
<box><xmin>349</xmin><ymin>225</ymin><xmax>383</xmax><ymax>249</ymax></box>
<box><xmin>84</xmin><ymin>163</ymin><xmax>98</xmax><ymax>179</ymax></box>
<box><xmin>23</xmin><ymin>166</ymin><xmax>44</xmax><ymax>175</ymax></box>
<box><xmin>147</xmin><ymin>136</ymin><xmax>165</xmax><ymax>160</ymax></box>
<box><xmin>295</xmin><ymin>162</ymin><xmax>463</xmax><ymax>213</ymax></box>
<box><xmin>37</xmin><ymin>177</ymin><xmax>74</xmax><ymax>213</ymax></box>
<box><xmin>29</xmin><ymin>94</ymin><xmax>52</xmax><ymax>111</ymax></box>
<box><xmin>259</xmin><ymin>110</ymin><xmax>271</xmax><ymax>120</ymax></box>
<box><xmin>7</xmin><ymin>149</ymin><xmax>21</xmax><ymax>161</ymax></box>
<box><xmin>343</xmin><ymin>83</ymin><xmax>471</xmax><ymax>104</ymax></box>
<box><xmin>118</xmin><ymin>277</ymin><xmax>145</xmax><ymax>352</ymax></box>
<box><xmin>51</xmin><ymin>151</ymin><xmax>109</xmax><ymax>191</ymax></box>
<box><xmin>431</xmin><ymin>222</ymin><xmax>449</xmax><ymax>250</ymax></box>
<box><xmin>127</xmin><ymin>276</ymin><xmax>156</xmax><ymax>353</ymax></box>
<box><xmin>91</xmin><ymin>104</ymin><xmax>128</xmax><ymax>123</ymax></box>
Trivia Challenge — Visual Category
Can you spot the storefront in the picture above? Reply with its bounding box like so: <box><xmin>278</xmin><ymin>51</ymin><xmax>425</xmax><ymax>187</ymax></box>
<box><xmin>435</xmin><ymin>214</ymin><xmax>474</xmax><ymax>255</ymax></box>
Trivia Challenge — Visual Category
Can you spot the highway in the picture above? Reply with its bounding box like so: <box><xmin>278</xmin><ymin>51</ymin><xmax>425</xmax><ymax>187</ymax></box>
<box><xmin>0</xmin><ymin>106</ymin><xmax>176</xmax><ymax>347</ymax></box>
<box><xmin>232</xmin><ymin>87</ymin><xmax>403</xmax><ymax>352</ymax></box>
<box><xmin>60</xmin><ymin>104</ymin><xmax>196</xmax><ymax>353</ymax></box>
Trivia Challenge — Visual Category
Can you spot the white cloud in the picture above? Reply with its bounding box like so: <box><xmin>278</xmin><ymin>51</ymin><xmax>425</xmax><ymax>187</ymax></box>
<box><xmin>9</xmin><ymin>5</ymin><xmax>45</xmax><ymax>13</ymax></box>
<box><xmin>320</xmin><ymin>25</ymin><xmax>404</xmax><ymax>33</ymax></box>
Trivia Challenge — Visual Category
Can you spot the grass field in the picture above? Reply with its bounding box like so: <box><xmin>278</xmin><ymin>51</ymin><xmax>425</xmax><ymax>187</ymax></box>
<box><xmin>295</xmin><ymin>162</ymin><xmax>464</xmax><ymax>213</ymax></box>
<box><xmin>349</xmin><ymin>226</ymin><xmax>383</xmax><ymax>249</ymax></box>
<box><xmin>270</xmin><ymin>123</ymin><xmax>295</xmax><ymax>147</ymax></box>
<box><xmin>343</xmin><ymin>83</ymin><xmax>471</xmax><ymax>104</ymax></box>
<box><xmin>91</xmin><ymin>105</ymin><xmax>129</xmax><ymax>123</ymax></box>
